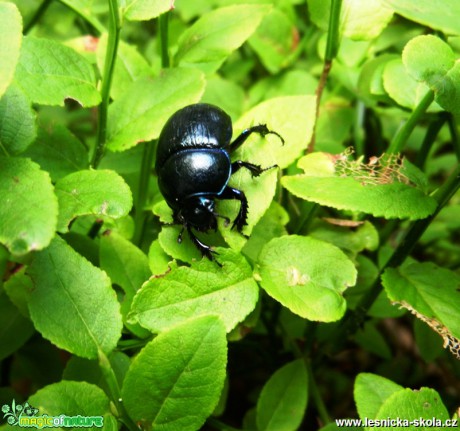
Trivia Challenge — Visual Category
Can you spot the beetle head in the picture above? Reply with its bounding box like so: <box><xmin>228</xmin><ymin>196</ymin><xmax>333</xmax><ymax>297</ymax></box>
<box><xmin>177</xmin><ymin>196</ymin><xmax>217</xmax><ymax>231</ymax></box>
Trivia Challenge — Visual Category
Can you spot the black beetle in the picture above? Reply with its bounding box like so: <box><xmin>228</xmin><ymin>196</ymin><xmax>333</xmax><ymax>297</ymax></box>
<box><xmin>156</xmin><ymin>103</ymin><xmax>284</xmax><ymax>261</ymax></box>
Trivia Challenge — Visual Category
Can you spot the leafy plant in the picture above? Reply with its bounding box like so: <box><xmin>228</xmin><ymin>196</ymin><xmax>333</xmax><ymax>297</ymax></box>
<box><xmin>1</xmin><ymin>0</ymin><xmax>460</xmax><ymax>430</ymax></box>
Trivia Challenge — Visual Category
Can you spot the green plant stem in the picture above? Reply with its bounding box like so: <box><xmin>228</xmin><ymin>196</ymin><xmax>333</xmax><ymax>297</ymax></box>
<box><xmin>56</xmin><ymin>0</ymin><xmax>105</xmax><ymax>34</ymax></box>
<box><xmin>133</xmin><ymin>140</ymin><xmax>156</xmax><ymax>246</ymax></box>
<box><xmin>23</xmin><ymin>0</ymin><xmax>52</xmax><ymax>34</ymax></box>
<box><xmin>332</xmin><ymin>162</ymin><xmax>460</xmax><ymax>348</ymax></box>
<box><xmin>206</xmin><ymin>418</ymin><xmax>241</xmax><ymax>431</ymax></box>
<box><xmin>415</xmin><ymin>113</ymin><xmax>447</xmax><ymax>169</ymax></box>
<box><xmin>159</xmin><ymin>12</ymin><xmax>170</xmax><ymax>68</ymax></box>
<box><xmin>307</xmin><ymin>361</ymin><xmax>332</xmax><ymax>425</ymax></box>
<box><xmin>447</xmin><ymin>114</ymin><xmax>460</xmax><ymax>161</ymax></box>
<box><xmin>387</xmin><ymin>90</ymin><xmax>434</xmax><ymax>154</ymax></box>
<box><xmin>88</xmin><ymin>219</ymin><xmax>104</xmax><ymax>239</ymax></box>
<box><xmin>294</xmin><ymin>202</ymin><xmax>319</xmax><ymax>234</ymax></box>
<box><xmin>132</xmin><ymin>12</ymin><xmax>171</xmax><ymax>245</ymax></box>
<box><xmin>91</xmin><ymin>0</ymin><xmax>121</xmax><ymax>168</ymax></box>
<box><xmin>325</xmin><ymin>0</ymin><xmax>343</xmax><ymax>61</ymax></box>
<box><xmin>98</xmin><ymin>351</ymin><xmax>139</xmax><ymax>431</ymax></box>
<box><xmin>353</xmin><ymin>100</ymin><xmax>366</xmax><ymax>156</ymax></box>
<box><xmin>308</xmin><ymin>0</ymin><xmax>342</xmax><ymax>152</ymax></box>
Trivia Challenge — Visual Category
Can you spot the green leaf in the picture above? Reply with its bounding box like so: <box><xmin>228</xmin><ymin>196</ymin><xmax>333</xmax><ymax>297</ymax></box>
<box><xmin>0</xmin><ymin>85</ymin><xmax>36</xmax><ymax>155</ymax></box>
<box><xmin>123</xmin><ymin>0</ymin><xmax>172</xmax><ymax>21</ymax></box>
<box><xmin>122</xmin><ymin>315</ymin><xmax>227</xmax><ymax>430</ymax></box>
<box><xmin>383</xmin><ymin>59</ymin><xmax>440</xmax><ymax>111</ymax></box>
<box><xmin>282</xmin><ymin>152</ymin><xmax>437</xmax><ymax>220</ymax></box>
<box><xmin>249</xmin><ymin>69</ymin><xmax>318</xmax><ymax>106</ymax></box>
<box><xmin>129</xmin><ymin>248</ymin><xmax>259</xmax><ymax>333</ymax></box>
<box><xmin>0</xmin><ymin>2</ymin><xmax>22</xmax><ymax>98</ymax></box>
<box><xmin>202</xmin><ymin>75</ymin><xmax>245</xmax><ymax>120</ymax></box>
<box><xmin>175</xmin><ymin>4</ymin><xmax>271</xmax><ymax>74</ymax></box>
<box><xmin>29</xmin><ymin>380</ymin><xmax>111</xmax><ymax>419</ymax></box>
<box><xmin>382</xmin><ymin>262</ymin><xmax>460</xmax><ymax>341</ymax></box>
<box><xmin>0</xmin><ymin>156</ymin><xmax>58</xmax><ymax>255</ymax></box>
<box><xmin>310</xmin><ymin>220</ymin><xmax>379</xmax><ymax>255</ymax></box>
<box><xmin>256</xmin><ymin>359</ymin><xmax>308</xmax><ymax>431</ymax></box>
<box><xmin>57</xmin><ymin>0</ymin><xmax>105</xmax><ymax>33</ymax></box>
<box><xmin>100</xmin><ymin>231</ymin><xmax>151</xmax><ymax>299</ymax></box>
<box><xmin>21</xmin><ymin>124</ymin><xmax>89</xmax><ymax>182</ymax></box>
<box><xmin>14</xmin><ymin>36</ymin><xmax>101</xmax><ymax>107</ymax></box>
<box><xmin>354</xmin><ymin>322</ymin><xmax>392</xmax><ymax>359</ymax></box>
<box><xmin>306</xmin><ymin>0</ymin><xmax>330</xmax><ymax>31</ymax></box>
<box><xmin>358</xmin><ymin>54</ymin><xmax>398</xmax><ymax>102</ymax></box>
<box><xmin>55</xmin><ymin>169</ymin><xmax>133</xmax><ymax>233</ymax></box>
<box><xmin>26</xmin><ymin>236</ymin><xmax>122</xmax><ymax>358</ymax></box>
<box><xmin>248</xmin><ymin>9</ymin><xmax>298</xmax><ymax>74</ymax></box>
<box><xmin>3</xmin><ymin>268</ymin><xmax>33</xmax><ymax>317</ymax></box>
<box><xmin>106</xmin><ymin>68</ymin><xmax>205</xmax><ymax>151</ymax></box>
<box><xmin>414</xmin><ymin>319</ymin><xmax>444</xmax><ymax>363</ymax></box>
<box><xmin>375</xmin><ymin>388</ymin><xmax>450</xmax><ymax>429</ymax></box>
<box><xmin>315</xmin><ymin>99</ymin><xmax>355</xmax><ymax>152</ymax></box>
<box><xmin>354</xmin><ymin>373</ymin><xmax>403</xmax><ymax>420</ymax></box>
<box><xmin>63</xmin><ymin>351</ymin><xmax>131</xmax><ymax>393</ymax></box>
<box><xmin>402</xmin><ymin>35</ymin><xmax>456</xmax><ymax>83</ymax></box>
<box><xmin>220</xmin><ymin>95</ymin><xmax>316</xmax><ymax>250</ymax></box>
<box><xmin>283</xmin><ymin>177</ymin><xmax>437</xmax><ymax>220</ymax></box>
<box><xmin>96</xmin><ymin>34</ymin><xmax>154</xmax><ymax>100</ymax></box>
<box><xmin>402</xmin><ymin>35</ymin><xmax>460</xmax><ymax>114</ymax></box>
<box><xmin>0</xmin><ymin>289</ymin><xmax>34</xmax><ymax>361</ymax></box>
<box><xmin>148</xmin><ymin>239</ymin><xmax>174</xmax><ymax>275</ymax></box>
<box><xmin>257</xmin><ymin>235</ymin><xmax>357</xmax><ymax>322</ymax></box>
<box><xmin>433</xmin><ymin>62</ymin><xmax>460</xmax><ymax>114</ymax></box>
<box><xmin>236</xmin><ymin>96</ymin><xmax>316</xmax><ymax>170</ymax></box>
<box><xmin>242</xmin><ymin>201</ymin><xmax>289</xmax><ymax>263</ymax></box>
<box><xmin>341</xmin><ymin>0</ymin><xmax>393</xmax><ymax>41</ymax></box>
<box><xmin>383</xmin><ymin>0</ymin><xmax>460</xmax><ymax>35</ymax></box>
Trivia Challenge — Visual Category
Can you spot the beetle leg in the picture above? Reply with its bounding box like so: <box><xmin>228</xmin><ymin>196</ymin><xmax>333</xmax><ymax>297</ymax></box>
<box><xmin>219</xmin><ymin>186</ymin><xmax>249</xmax><ymax>235</ymax></box>
<box><xmin>228</xmin><ymin>124</ymin><xmax>285</xmax><ymax>153</ymax></box>
<box><xmin>231</xmin><ymin>160</ymin><xmax>278</xmax><ymax>177</ymax></box>
<box><xmin>186</xmin><ymin>226</ymin><xmax>221</xmax><ymax>265</ymax></box>
<box><xmin>177</xmin><ymin>225</ymin><xmax>185</xmax><ymax>243</ymax></box>
<box><xmin>213</xmin><ymin>212</ymin><xmax>231</xmax><ymax>227</ymax></box>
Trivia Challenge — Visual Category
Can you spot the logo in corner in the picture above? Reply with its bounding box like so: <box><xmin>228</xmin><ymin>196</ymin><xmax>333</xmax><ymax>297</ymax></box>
<box><xmin>2</xmin><ymin>400</ymin><xmax>104</xmax><ymax>428</ymax></box>
<box><xmin>2</xmin><ymin>401</ymin><xmax>39</xmax><ymax>426</ymax></box>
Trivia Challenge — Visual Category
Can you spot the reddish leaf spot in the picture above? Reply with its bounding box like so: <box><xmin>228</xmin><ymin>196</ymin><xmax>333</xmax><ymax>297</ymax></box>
<box><xmin>83</xmin><ymin>36</ymin><xmax>99</xmax><ymax>52</ymax></box>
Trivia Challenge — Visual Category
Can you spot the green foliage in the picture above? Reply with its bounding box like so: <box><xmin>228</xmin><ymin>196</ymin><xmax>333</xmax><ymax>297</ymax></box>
<box><xmin>1</xmin><ymin>1</ymin><xmax>460</xmax><ymax>430</ymax></box>
<box><xmin>282</xmin><ymin>152</ymin><xmax>438</xmax><ymax>220</ymax></box>
<box><xmin>129</xmin><ymin>248</ymin><xmax>258</xmax><ymax>333</ymax></box>
<box><xmin>383</xmin><ymin>262</ymin><xmax>460</xmax><ymax>341</ymax></box>
<box><xmin>175</xmin><ymin>4</ymin><xmax>271</xmax><ymax>73</ymax></box>
<box><xmin>257</xmin><ymin>235</ymin><xmax>356</xmax><ymax>322</ymax></box>
<box><xmin>0</xmin><ymin>2</ymin><xmax>21</xmax><ymax>98</ymax></box>
<box><xmin>15</xmin><ymin>36</ymin><xmax>101</xmax><ymax>107</ymax></box>
<box><xmin>55</xmin><ymin>169</ymin><xmax>133</xmax><ymax>232</ymax></box>
<box><xmin>256</xmin><ymin>360</ymin><xmax>308</xmax><ymax>430</ymax></box>
<box><xmin>106</xmin><ymin>69</ymin><xmax>205</xmax><ymax>151</ymax></box>
<box><xmin>121</xmin><ymin>315</ymin><xmax>227</xmax><ymax>430</ymax></box>
<box><xmin>0</xmin><ymin>157</ymin><xmax>57</xmax><ymax>255</ymax></box>
<box><xmin>26</xmin><ymin>236</ymin><xmax>123</xmax><ymax>359</ymax></box>
<box><xmin>0</xmin><ymin>85</ymin><xmax>36</xmax><ymax>155</ymax></box>
<box><xmin>123</xmin><ymin>0</ymin><xmax>171</xmax><ymax>22</ymax></box>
